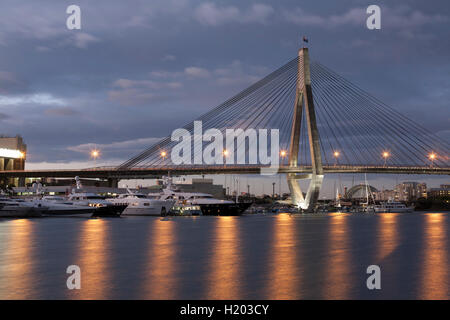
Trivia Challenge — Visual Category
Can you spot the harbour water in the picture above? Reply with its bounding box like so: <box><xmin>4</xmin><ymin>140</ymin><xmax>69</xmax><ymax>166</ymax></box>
<box><xmin>0</xmin><ymin>212</ymin><xmax>448</xmax><ymax>300</ymax></box>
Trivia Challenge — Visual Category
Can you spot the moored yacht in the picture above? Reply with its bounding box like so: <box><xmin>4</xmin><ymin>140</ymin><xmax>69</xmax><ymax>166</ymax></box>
<box><xmin>36</xmin><ymin>196</ymin><xmax>96</xmax><ymax>218</ymax></box>
<box><xmin>109</xmin><ymin>189</ymin><xmax>175</xmax><ymax>216</ymax></box>
<box><xmin>373</xmin><ymin>199</ymin><xmax>413</xmax><ymax>213</ymax></box>
<box><xmin>67</xmin><ymin>177</ymin><xmax>127</xmax><ymax>217</ymax></box>
<box><xmin>0</xmin><ymin>197</ymin><xmax>47</xmax><ymax>217</ymax></box>
<box><xmin>158</xmin><ymin>178</ymin><xmax>251</xmax><ymax>216</ymax></box>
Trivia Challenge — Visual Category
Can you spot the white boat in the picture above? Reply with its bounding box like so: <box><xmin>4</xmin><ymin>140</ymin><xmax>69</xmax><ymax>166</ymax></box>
<box><xmin>35</xmin><ymin>196</ymin><xmax>96</xmax><ymax>218</ymax></box>
<box><xmin>373</xmin><ymin>199</ymin><xmax>413</xmax><ymax>213</ymax></box>
<box><xmin>0</xmin><ymin>197</ymin><xmax>47</xmax><ymax>218</ymax></box>
<box><xmin>158</xmin><ymin>177</ymin><xmax>251</xmax><ymax>216</ymax></box>
<box><xmin>67</xmin><ymin>177</ymin><xmax>127</xmax><ymax>217</ymax></box>
<box><xmin>109</xmin><ymin>189</ymin><xmax>175</xmax><ymax>216</ymax></box>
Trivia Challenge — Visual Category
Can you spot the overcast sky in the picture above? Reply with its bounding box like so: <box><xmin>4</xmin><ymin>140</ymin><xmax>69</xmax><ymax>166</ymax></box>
<box><xmin>0</xmin><ymin>0</ymin><xmax>448</xmax><ymax>193</ymax></box>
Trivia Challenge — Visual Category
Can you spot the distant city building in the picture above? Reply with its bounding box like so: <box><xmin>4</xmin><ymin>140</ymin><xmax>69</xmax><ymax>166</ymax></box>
<box><xmin>394</xmin><ymin>182</ymin><xmax>427</xmax><ymax>201</ymax></box>
<box><xmin>372</xmin><ymin>189</ymin><xmax>397</xmax><ymax>201</ymax></box>
<box><xmin>0</xmin><ymin>135</ymin><xmax>26</xmax><ymax>171</ymax></box>
<box><xmin>428</xmin><ymin>185</ymin><xmax>450</xmax><ymax>198</ymax></box>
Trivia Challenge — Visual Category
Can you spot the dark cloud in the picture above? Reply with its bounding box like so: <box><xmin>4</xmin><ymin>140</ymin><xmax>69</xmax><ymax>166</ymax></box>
<box><xmin>0</xmin><ymin>112</ymin><xmax>10</xmax><ymax>120</ymax></box>
<box><xmin>44</xmin><ymin>107</ymin><xmax>80</xmax><ymax>116</ymax></box>
<box><xmin>0</xmin><ymin>71</ymin><xmax>28</xmax><ymax>94</ymax></box>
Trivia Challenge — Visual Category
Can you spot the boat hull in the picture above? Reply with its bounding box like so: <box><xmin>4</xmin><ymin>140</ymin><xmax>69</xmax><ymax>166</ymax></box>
<box><xmin>0</xmin><ymin>207</ymin><xmax>44</xmax><ymax>218</ymax></box>
<box><xmin>199</xmin><ymin>202</ymin><xmax>251</xmax><ymax>216</ymax></box>
<box><xmin>42</xmin><ymin>208</ymin><xmax>95</xmax><ymax>218</ymax></box>
<box><xmin>92</xmin><ymin>204</ymin><xmax>127</xmax><ymax>217</ymax></box>
<box><xmin>121</xmin><ymin>207</ymin><xmax>163</xmax><ymax>216</ymax></box>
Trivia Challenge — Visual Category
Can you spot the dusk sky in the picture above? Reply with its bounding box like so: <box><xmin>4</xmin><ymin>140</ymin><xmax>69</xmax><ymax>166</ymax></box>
<box><xmin>0</xmin><ymin>0</ymin><xmax>449</xmax><ymax>194</ymax></box>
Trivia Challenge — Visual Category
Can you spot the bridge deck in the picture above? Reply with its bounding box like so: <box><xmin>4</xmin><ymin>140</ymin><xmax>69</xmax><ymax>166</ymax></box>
<box><xmin>0</xmin><ymin>165</ymin><xmax>448</xmax><ymax>180</ymax></box>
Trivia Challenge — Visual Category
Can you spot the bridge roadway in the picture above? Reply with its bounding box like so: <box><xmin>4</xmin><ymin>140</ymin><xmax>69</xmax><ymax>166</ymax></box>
<box><xmin>1</xmin><ymin>165</ymin><xmax>449</xmax><ymax>180</ymax></box>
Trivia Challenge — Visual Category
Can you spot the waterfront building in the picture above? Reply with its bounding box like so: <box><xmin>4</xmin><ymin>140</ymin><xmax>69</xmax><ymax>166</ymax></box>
<box><xmin>428</xmin><ymin>185</ymin><xmax>450</xmax><ymax>198</ymax></box>
<box><xmin>373</xmin><ymin>189</ymin><xmax>397</xmax><ymax>201</ymax></box>
<box><xmin>394</xmin><ymin>182</ymin><xmax>427</xmax><ymax>201</ymax></box>
<box><xmin>0</xmin><ymin>135</ymin><xmax>26</xmax><ymax>171</ymax></box>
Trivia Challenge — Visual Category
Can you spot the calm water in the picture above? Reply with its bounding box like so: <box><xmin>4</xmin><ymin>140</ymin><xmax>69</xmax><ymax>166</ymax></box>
<box><xmin>0</xmin><ymin>212</ymin><xmax>449</xmax><ymax>300</ymax></box>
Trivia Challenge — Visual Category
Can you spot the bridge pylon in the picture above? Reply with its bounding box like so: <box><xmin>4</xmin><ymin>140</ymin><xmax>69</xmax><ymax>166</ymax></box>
<box><xmin>287</xmin><ymin>47</ymin><xmax>324</xmax><ymax>211</ymax></box>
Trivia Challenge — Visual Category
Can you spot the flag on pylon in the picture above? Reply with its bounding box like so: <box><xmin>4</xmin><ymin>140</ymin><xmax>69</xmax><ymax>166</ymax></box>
<box><xmin>303</xmin><ymin>36</ymin><xmax>308</xmax><ymax>43</ymax></box>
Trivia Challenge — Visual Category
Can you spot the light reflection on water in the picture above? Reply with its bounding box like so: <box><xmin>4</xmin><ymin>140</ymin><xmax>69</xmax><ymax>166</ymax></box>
<box><xmin>323</xmin><ymin>213</ymin><xmax>351</xmax><ymax>299</ymax></box>
<box><xmin>142</xmin><ymin>218</ymin><xmax>177</xmax><ymax>299</ymax></box>
<box><xmin>376</xmin><ymin>213</ymin><xmax>399</xmax><ymax>262</ymax></box>
<box><xmin>69</xmin><ymin>219</ymin><xmax>111</xmax><ymax>299</ymax></box>
<box><xmin>0</xmin><ymin>220</ymin><xmax>36</xmax><ymax>299</ymax></box>
<box><xmin>0</xmin><ymin>212</ymin><xmax>449</xmax><ymax>300</ymax></box>
<box><xmin>266</xmin><ymin>213</ymin><xmax>301</xmax><ymax>299</ymax></box>
<box><xmin>206</xmin><ymin>216</ymin><xmax>242</xmax><ymax>299</ymax></box>
<box><xmin>420</xmin><ymin>213</ymin><xmax>449</xmax><ymax>299</ymax></box>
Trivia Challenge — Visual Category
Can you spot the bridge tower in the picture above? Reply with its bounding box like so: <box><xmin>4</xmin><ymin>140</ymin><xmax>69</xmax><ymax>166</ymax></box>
<box><xmin>287</xmin><ymin>47</ymin><xmax>324</xmax><ymax>211</ymax></box>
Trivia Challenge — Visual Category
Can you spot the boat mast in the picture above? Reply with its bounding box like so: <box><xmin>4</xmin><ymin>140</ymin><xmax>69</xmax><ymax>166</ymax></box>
<box><xmin>364</xmin><ymin>173</ymin><xmax>369</xmax><ymax>205</ymax></box>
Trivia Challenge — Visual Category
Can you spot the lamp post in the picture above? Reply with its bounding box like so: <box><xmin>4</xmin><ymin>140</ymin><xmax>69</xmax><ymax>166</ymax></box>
<box><xmin>222</xmin><ymin>149</ymin><xmax>228</xmax><ymax>168</ymax></box>
<box><xmin>382</xmin><ymin>151</ymin><xmax>389</xmax><ymax>167</ymax></box>
<box><xmin>90</xmin><ymin>149</ymin><xmax>100</xmax><ymax>167</ymax></box>
<box><xmin>429</xmin><ymin>152</ymin><xmax>436</xmax><ymax>168</ymax></box>
<box><xmin>160</xmin><ymin>150</ymin><xmax>167</xmax><ymax>167</ymax></box>
<box><xmin>272</xmin><ymin>182</ymin><xmax>276</xmax><ymax>200</ymax></box>
<box><xmin>333</xmin><ymin>150</ymin><xmax>340</xmax><ymax>166</ymax></box>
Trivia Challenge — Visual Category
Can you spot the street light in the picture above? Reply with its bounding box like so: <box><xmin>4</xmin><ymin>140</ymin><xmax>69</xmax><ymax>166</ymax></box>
<box><xmin>333</xmin><ymin>150</ymin><xmax>340</xmax><ymax>166</ymax></box>
<box><xmin>382</xmin><ymin>151</ymin><xmax>389</xmax><ymax>167</ymax></box>
<box><xmin>91</xmin><ymin>149</ymin><xmax>100</xmax><ymax>160</ymax></box>
<box><xmin>280</xmin><ymin>150</ymin><xmax>287</xmax><ymax>166</ymax></box>
<box><xmin>429</xmin><ymin>152</ymin><xmax>436</xmax><ymax>167</ymax></box>
<box><xmin>90</xmin><ymin>149</ymin><xmax>100</xmax><ymax>167</ymax></box>
<box><xmin>160</xmin><ymin>150</ymin><xmax>167</xmax><ymax>167</ymax></box>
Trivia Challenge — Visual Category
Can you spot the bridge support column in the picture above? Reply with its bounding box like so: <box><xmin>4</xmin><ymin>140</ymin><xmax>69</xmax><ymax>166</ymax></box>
<box><xmin>108</xmin><ymin>178</ymin><xmax>119</xmax><ymax>188</ymax></box>
<box><xmin>287</xmin><ymin>47</ymin><xmax>324</xmax><ymax>211</ymax></box>
<box><xmin>18</xmin><ymin>177</ymin><xmax>25</xmax><ymax>187</ymax></box>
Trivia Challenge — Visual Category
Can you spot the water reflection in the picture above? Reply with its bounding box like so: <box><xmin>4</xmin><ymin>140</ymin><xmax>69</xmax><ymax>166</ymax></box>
<box><xmin>0</xmin><ymin>220</ymin><xmax>36</xmax><ymax>299</ymax></box>
<box><xmin>420</xmin><ymin>213</ymin><xmax>449</xmax><ymax>299</ymax></box>
<box><xmin>376</xmin><ymin>213</ymin><xmax>399</xmax><ymax>262</ymax></box>
<box><xmin>70</xmin><ymin>219</ymin><xmax>110</xmax><ymax>299</ymax></box>
<box><xmin>266</xmin><ymin>214</ymin><xmax>301</xmax><ymax>299</ymax></box>
<box><xmin>143</xmin><ymin>219</ymin><xmax>177</xmax><ymax>299</ymax></box>
<box><xmin>323</xmin><ymin>213</ymin><xmax>351</xmax><ymax>299</ymax></box>
<box><xmin>206</xmin><ymin>217</ymin><xmax>241</xmax><ymax>299</ymax></box>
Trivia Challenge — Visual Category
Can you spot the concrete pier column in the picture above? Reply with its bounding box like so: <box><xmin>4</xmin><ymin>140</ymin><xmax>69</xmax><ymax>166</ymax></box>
<box><xmin>108</xmin><ymin>178</ymin><xmax>119</xmax><ymax>188</ymax></box>
<box><xmin>287</xmin><ymin>47</ymin><xmax>324</xmax><ymax>211</ymax></box>
<box><xmin>18</xmin><ymin>177</ymin><xmax>25</xmax><ymax>187</ymax></box>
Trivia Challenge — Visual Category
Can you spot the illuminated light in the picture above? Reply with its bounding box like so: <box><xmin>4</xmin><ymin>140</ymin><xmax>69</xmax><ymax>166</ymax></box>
<box><xmin>333</xmin><ymin>151</ymin><xmax>340</xmax><ymax>158</ymax></box>
<box><xmin>223</xmin><ymin>149</ymin><xmax>229</xmax><ymax>156</ymax></box>
<box><xmin>0</xmin><ymin>148</ymin><xmax>24</xmax><ymax>159</ymax></box>
<box><xmin>91</xmin><ymin>149</ymin><xmax>100</xmax><ymax>159</ymax></box>
<box><xmin>160</xmin><ymin>151</ymin><xmax>167</xmax><ymax>158</ymax></box>
<box><xmin>382</xmin><ymin>151</ymin><xmax>389</xmax><ymax>158</ymax></box>
<box><xmin>429</xmin><ymin>153</ymin><xmax>436</xmax><ymax>160</ymax></box>
<box><xmin>280</xmin><ymin>150</ymin><xmax>287</xmax><ymax>157</ymax></box>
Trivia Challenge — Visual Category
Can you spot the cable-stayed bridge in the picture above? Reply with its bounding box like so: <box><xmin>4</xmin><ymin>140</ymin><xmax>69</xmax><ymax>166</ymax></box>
<box><xmin>1</xmin><ymin>47</ymin><xmax>449</xmax><ymax>209</ymax></box>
